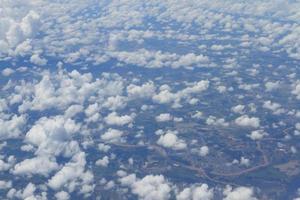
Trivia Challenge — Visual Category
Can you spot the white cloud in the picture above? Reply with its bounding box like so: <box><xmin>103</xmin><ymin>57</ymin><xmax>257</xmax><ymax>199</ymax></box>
<box><xmin>122</xmin><ymin>174</ymin><xmax>172</xmax><ymax>200</ymax></box>
<box><xmin>101</xmin><ymin>128</ymin><xmax>124</xmax><ymax>143</ymax></box>
<box><xmin>55</xmin><ymin>191</ymin><xmax>70</xmax><ymax>200</ymax></box>
<box><xmin>153</xmin><ymin>80</ymin><xmax>209</xmax><ymax>107</ymax></box>
<box><xmin>248</xmin><ymin>130</ymin><xmax>267</xmax><ymax>140</ymax></box>
<box><xmin>25</xmin><ymin>115</ymin><xmax>81</xmax><ymax>157</ymax></box>
<box><xmin>2</xmin><ymin>68</ymin><xmax>15</xmax><ymax>76</ymax></box>
<box><xmin>104</xmin><ymin>112</ymin><xmax>134</xmax><ymax>126</ymax></box>
<box><xmin>292</xmin><ymin>81</ymin><xmax>300</xmax><ymax>99</ymax></box>
<box><xmin>13</xmin><ymin>156</ymin><xmax>59</xmax><ymax>176</ymax></box>
<box><xmin>95</xmin><ymin>156</ymin><xmax>109</xmax><ymax>167</ymax></box>
<box><xmin>223</xmin><ymin>185</ymin><xmax>257</xmax><ymax>200</ymax></box>
<box><xmin>157</xmin><ymin>131</ymin><xmax>187</xmax><ymax>150</ymax></box>
<box><xmin>199</xmin><ymin>146</ymin><xmax>209</xmax><ymax>157</ymax></box>
<box><xmin>231</xmin><ymin>105</ymin><xmax>245</xmax><ymax>114</ymax></box>
<box><xmin>235</xmin><ymin>115</ymin><xmax>260</xmax><ymax>128</ymax></box>
<box><xmin>155</xmin><ymin>113</ymin><xmax>173</xmax><ymax>122</ymax></box>
<box><xmin>0</xmin><ymin>114</ymin><xmax>26</xmax><ymax>140</ymax></box>
<box><xmin>177</xmin><ymin>184</ymin><xmax>214</xmax><ymax>200</ymax></box>
<box><xmin>127</xmin><ymin>82</ymin><xmax>156</xmax><ymax>99</ymax></box>
<box><xmin>48</xmin><ymin>152</ymin><xmax>94</xmax><ymax>195</ymax></box>
<box><xmin>265</xmin><ymin>81</ymin><xmax>280</xmax><ymax>92</ymax></box>
<box><xmin>206</xmin><ymin>116</ymin><xmax>229</xmax><ymax>127</ymax></box>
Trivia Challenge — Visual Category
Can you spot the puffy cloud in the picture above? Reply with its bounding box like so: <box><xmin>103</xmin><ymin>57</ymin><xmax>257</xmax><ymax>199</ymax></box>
<box><xmin>25</xmin><ymin>115</ymin><xmax>81</xmax><ymax>156</ymax></box>
<box><xmin>235</xmin><ymin>115</ymin><xmax>260</xmax><ymax>128</ymax></box>
<box><xmin>223</xmin><ymin>186</ymin><xmax>257</xmax><ymax>200</ymax></box>
<box><xmin>292</xmin><ymin>81</ymin><xmax>300</xmax><ymax>100</ymax></box>
<box><xmin>104</xmin><ymin>112</ymin><xmax>134</xmax><ymax>126</ymax></box>
<box><xmin>0</xmin><ymin>180</ymin><xmax>12</xmax><ymax>190</ymax></box>
<box><xmin>13</xmin><ymin>156</ymin><xmax>59</xmax><ymax>176</ymax></box>
<box><xmin>155</xmin><ymin>113</ymin><xmax>173</xmax><ymax>122</ymax></box>
<box><xmin>121</xmin><ymin>174</ymin><xmax>171</xmax><ymax>200</ymax></box>
<box><xmin>295</xmin><ymin>123</ymin><xmax>300</xmax><ymax>136</ymax></box>
<box><xmin>0</xmin><ymin>114</ymin><xmax>26</xmax><ymax>140</ymax></box>
<box><xmin>103</xmin><ymin>96</ymin><xmax>127</xmax><ymax>111</ymax></box>
<box><xmin>127</xmin><ymin>82</ymin><xmax>156</xmax><ymax>99</ymax></box>
<box><xmin>153</xmin><ymin>80</ymin><xmax>209</xmax><ymax>107</ymax></box>
<box><xmin>199</xmin><ymin>146</ymin><xmax>209</xmax><ymax>157</ymax></box>
<box><xmin>1</xmin><ymin>10</ymin><xmax>40</xmax><ymax>50</ymax></box>
<box><xmin>101</xmin><ymin>128</ymin><xmax>124</xmax><ymax>143</ymax></box>
<box><xmin>48</xmin><ymin>152</ymin><xmax>94</xmax><ymax>195</ymax></box>
<box><xmin>248</xmin><ymin>130</ymin><xmax>267</xmax><ymax>140</ymax></box>
<box><xmin>64</xmin><ymin>105</ymin><xmax>84</xmax><ymax>119</ymax></box>
<box><xmin>263</xmin><ymin>101</ymin><xmax>284</xmax><ymax>115</ymax></box>
<box><xmin>206</xmin><ymin>116</ymin><xmax>229</xmax><ymax>127</ymax></box>
<box><xmin>2</xmin><ymin>68</ymin><xmax>15</xmax><ymax>76</ymax></box>
<box><xmin>95</xmin><ymin>156</ymin><xmax>109</xmax><ymax>167</ymax></box>
<box><xmin>231</xmin><ymin>105</ymin><xmax>245</xmax><ymax>114</ymax></box>
<box><xmin>55</xmin><ymin>191</ymin><xmax>70</xmax><ymax>200</ymax></box>
<box><xmin>17</xmin><ymin>69</ymin><xmax>124</xmax><ymax>112</ymax></box>
<box><xmin>265</xmin><ymin>81</ymin><xmax>280</xmax><ymax>92</ymax></box>
<box><xmin>30</xmin><ymin>53</ymin><xmax>47</xmax><ymax>66</ymax></box>
<box><xmin>157</xmin><ymin>131</ymin><xmax>187</xmax><ymax>150</ymax></box>
<box><xmin>177</xmin><ymin>184</ymin><xmax>214</xmax><ymax>200</ymax></box>
<box><xmin>21</xmin><ymin>182</ymin><xmax>36</xmax><ymax>199</ymax></box>
<box><xmin>240</xmin><ymin>157</ymin><xmax>250</xmax><ymax>167</ymax></box>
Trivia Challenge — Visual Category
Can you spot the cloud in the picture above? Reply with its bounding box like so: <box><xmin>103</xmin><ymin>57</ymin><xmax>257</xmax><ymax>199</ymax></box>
<box><xmin>120</xmin><ymin>174</ymin><xmax>171</xmax><ymax>200</ymax></box>
<box><xmin>101</xmin><ymin>128</ymin><xmax>124</xmax><ymax>143</ymax></box>
<box><xmin>248</xmin><ymin>130</ymin><xmax>267</xmax><ymax>140</ymax></box>
<box><xmin>231</xmin><ymin>105</ymin><xmax>245</xmax><ymax>114</ymax></box>
<box><xmin>0</xmin><ymin>114</ymin><xmax>26</xmax><ymax>140</ymax></box>
<box><xmin>206</xmin><ymin>116</ymin><xmax>229</xmax><ymax>127</ymax></box>
<box><xmin>13</xmin><ymin>156</ymin><xmax>59</xmax><ymax>176</ymax></box>
<box><xmin>25</xmin><ymin>115</ymin><xmax>81</xmax><ymax>157</ymax></box>
<box><xmin>95</xmin><ymin>156</ymin><xmax>109</xmax><ymax>167</ymax></box>
<box><xmin>199</xmin><ymin>146</ymin><xmax>209</xmax><ymax>157</ymax></box>
<box><xmin>48</xmin><ymin>152</ymin><xmax>94</xmax><ymax>196</ymax></box>
<box><xmin>55</xmin><ymin>191</ymin><xmax>70</xmax><ymax>200</ymax></box>
<box><xmin>157</xmin><ymin>131</ymin><xmax>187</xmax><ymax>150</ymax></box>
<box><xmin>104</xmin><ymin>112</ymin><xmax>134</xmax><ymax>126</ymax></box>
<box><xmin>235</xmin><ymin>115</ymin><xmax>260</xmax><ymax>128</ymax></box>
<box><xmin>177</xmin><ymin>184</ymin><xmax>214</xmax><ymax>200</ymax></box>
<box><xmin>223</xmin><ymin>185</ymin><xmax>257</xmax><ymax>200</ymax></box>
<box><xmin>30</xmin><ymin>53</ymin><xmax>47</xmax><ymax>66</ymax></box>
<box><xmin>2</xmin><ymin>68</ymin><xmax>15</xmax><ymax>76</ymax></box>
<box><xmin>153</xmin><ymin>80</ymin><xmax>209</xmax><ymax>107</ymax></box>
<box><xmin>155</xmin><ymin>113</ymin><xmax>173</xmax><ymax>122</ymax></box>
<box><xmin>127</xmin><ymin>82</ymin><xmax>156</xmax><ymax>99</ymax></box>
<box><xmin>292</xmin><ymin>81</ymin><xmax>300</xmax><ymax>99</ymax></box>
<box><xmin>265</xmin><ymin>81</ymin><xmax>280</xmax><ymax>92</ymax></box>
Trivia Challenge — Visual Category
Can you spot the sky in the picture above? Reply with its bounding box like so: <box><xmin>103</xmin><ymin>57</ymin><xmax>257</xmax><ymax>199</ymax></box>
<box><xmin>0</xmin><ymin>0</ymin><xmax>300</xmax><ymax>200</ymax></box>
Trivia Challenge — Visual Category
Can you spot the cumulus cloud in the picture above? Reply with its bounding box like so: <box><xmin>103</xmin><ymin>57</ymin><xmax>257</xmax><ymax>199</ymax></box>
<box><xmin>2</xmin><ymin>68</ymin><xmax>15</xmax><ymax>76</ymax></box>
<box><xmin>177</xmin><ymin>184</ymin><xmax>214</xmax><ymax>200</ymax></box>
<box><xmin>223</xmin><ymin>185</ymin><xmax>257</xmax><ymax>200</ymax></box>
<box><xmin>95</xmin><ymin>156</ymin><xmax>109</xmax><ymax>167</ymax></box>
<box><xmin>235</xmin><ymin>115</ymin><xmax>260</xmax><ymax>128</ymax></box>
<box><xmin>292</xmin><ymin>81</ymin><xmax>300</xmax><ymax>99</ymax></box>
<box><xmin>157</xmin><ymin>131</ymin><xmax>187</xmax><ymax>150</ymax></box>
<box><xmin>155</xmin><ymin>113</ymin><xmax>173</xmax><ymax>122</ymax></box>
<box><xmin>101</xmin><ymin>128</ymin><xmax>124</xmax><ymax>143</ymax></box>
<box><xmin>25</xmin><ymin>115</ymin><xmax>81</xmax><ymax>156</ymax></box>
<box><xmin>0</xmin><ymin>114</ymin><xmax>26</xmax><ymax>140</ymax></box>
<box><xmin>127</xmin><ymin>82</ymin><xmax>156</xmax><ymax>99</ymax></box>
<box><xmin>48</xmin><ymin>152</ymin><xmax>94</xmax><ymax>195</ymax></box>
<box><xmin>248</xmin><ymin>130</ymin><xmax>267</xmax><ymax>140</ymax></box>
<box><xmin>104</xmin><ymin>112</ymin><xmax>134</xmax><ymax>126</ymax></box>
<box><xmin>120</xmin><ymin>174</ymin><xmax>171</xmax><ymax>200</ymax></box>
<box><xmin>13</xmin><ymin>156</ymin><xmax>59</xmax><ymax>176</ymax></box>
<box><xmin>153</xmin><ymin>80</ymin><xmax>209</xmax><ymax>107</ymax></box>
